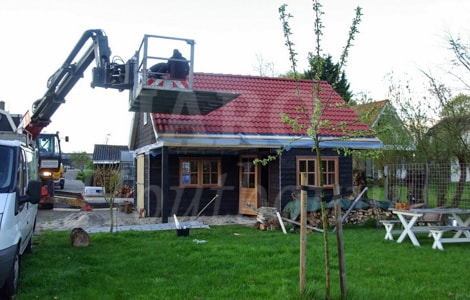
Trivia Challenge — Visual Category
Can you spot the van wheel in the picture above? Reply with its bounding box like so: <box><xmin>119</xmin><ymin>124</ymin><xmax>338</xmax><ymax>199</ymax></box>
<box><xmin>1</xmin><ymin>249</ymin><xmax>20</xmax><ymax>299</ymax></box>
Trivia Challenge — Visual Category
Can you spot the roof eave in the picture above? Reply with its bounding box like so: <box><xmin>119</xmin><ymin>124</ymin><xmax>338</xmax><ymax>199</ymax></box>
<box><xmin>155</xmin><ymin>133</ymin><xmax>383</xmax><ymax>150</ymax></box>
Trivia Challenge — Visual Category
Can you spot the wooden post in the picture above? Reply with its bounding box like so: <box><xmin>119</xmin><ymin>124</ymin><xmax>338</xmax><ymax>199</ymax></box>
<box><xmin>299</xmin><ymin>172</ymin><xmax>307</xmax><ymax>295</ymax></box>
<box><xmin>334</xmin><ymin>184</ymin><xmax>347</xmax><ymax>299</ymax></box>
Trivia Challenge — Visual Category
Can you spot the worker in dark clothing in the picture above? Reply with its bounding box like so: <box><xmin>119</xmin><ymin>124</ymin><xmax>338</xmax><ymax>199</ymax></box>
<box><xmin>149</xmin><ymin>62</ymin><xmax>168</xmax><ymax>79</ymax></box>
<box><xmin>168</xmin><ymin>49</ymin><xmax>189</xmax><ymax>80</ymax></box>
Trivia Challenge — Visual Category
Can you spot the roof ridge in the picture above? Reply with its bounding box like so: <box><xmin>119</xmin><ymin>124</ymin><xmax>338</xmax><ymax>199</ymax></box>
<box><xmin>194</xmin><ymin>72</ymin><xmax>330</xmax><ymax>84</ymax></box>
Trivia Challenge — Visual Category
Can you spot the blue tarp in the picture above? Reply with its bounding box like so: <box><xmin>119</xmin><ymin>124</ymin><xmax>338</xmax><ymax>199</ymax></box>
<box><xmin>282</xmin><ymin>198</ymin><xmax>319</xmax><ymax>221</ymax></box>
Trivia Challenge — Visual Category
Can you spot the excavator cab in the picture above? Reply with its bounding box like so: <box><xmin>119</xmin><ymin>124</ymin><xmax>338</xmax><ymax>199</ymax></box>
<box><xmin>128</xmin><ymin>34</ymin><xmax>239</xmax><ymax>115</ymax></box>
<box><xmin>37</xmin><ymin>134</ymin><xmax>61</xmax><ymax>167</ymax></box>
<box><xmin>37</xmin><ymin>133</ymin><xmax>61</xmax><ymax>177</ymax></box>
<box><xmin>36</xmin><ymin>132</ymin><xmax>63</xmax><ymax>208</ymax></box>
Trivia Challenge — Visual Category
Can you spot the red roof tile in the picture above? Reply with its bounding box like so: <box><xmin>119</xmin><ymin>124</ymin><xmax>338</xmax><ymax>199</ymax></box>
<box><xmin>152</xmin><ymin>73</ymin><xmax>370</xmax><ymax>137</ymax></box>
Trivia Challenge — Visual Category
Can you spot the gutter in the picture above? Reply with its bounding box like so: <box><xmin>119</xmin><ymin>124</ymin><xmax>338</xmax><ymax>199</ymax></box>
<box><xmin>132</xmin><ymin>133</ymin><xmax>383</xmax><ymax>154</ymax></box>
<box><xmin>155</xmin><ymin>133</ymin><xmax>383</xmax><ymax>150</ymax></box>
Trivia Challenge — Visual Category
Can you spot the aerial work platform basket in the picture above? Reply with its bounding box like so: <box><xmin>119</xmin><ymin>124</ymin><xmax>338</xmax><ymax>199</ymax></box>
<box><xmin>129</xmin><ymin>34</ymin><xmax>239</xmax><ymax>115</ymax></box>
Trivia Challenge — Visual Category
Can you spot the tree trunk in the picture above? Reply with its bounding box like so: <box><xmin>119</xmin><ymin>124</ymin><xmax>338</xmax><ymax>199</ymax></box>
<box><xmin>109</xmin><ymin>199</ymin><xmax>114</xmax><ymax>233</ymax></box>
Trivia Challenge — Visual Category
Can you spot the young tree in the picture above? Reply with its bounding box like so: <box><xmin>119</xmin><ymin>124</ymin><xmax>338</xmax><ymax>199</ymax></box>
<box><xmin>95</xmin><ymin>164</ymin><xmax>121</xmax><ymax>233</ymax></box>
<box><xmin>274</xmin><ymin>2</ymin><xmax>363</xmax><ymax>298</ymax></box>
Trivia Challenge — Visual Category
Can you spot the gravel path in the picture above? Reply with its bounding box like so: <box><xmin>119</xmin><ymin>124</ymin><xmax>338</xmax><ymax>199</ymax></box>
<box><xmin>35</xmin><ymin>208</ymin><xmax>257</xmax><ymax>233</ymax></box>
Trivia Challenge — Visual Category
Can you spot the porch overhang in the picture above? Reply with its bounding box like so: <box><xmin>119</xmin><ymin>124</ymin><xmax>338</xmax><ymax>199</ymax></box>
<box><xmin>149</xmin><ymin>133</ymin><xmax>383</xmax><ymax>150</ymax></box>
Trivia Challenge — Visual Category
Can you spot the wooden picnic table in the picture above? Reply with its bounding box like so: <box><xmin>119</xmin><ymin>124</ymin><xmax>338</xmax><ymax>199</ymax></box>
<box><xmin>386</xmin><ymin>208</ymin><xmax>470</xmax><ymax>249</ymax></box>
<box><xmin>390</xmin><ymin>209</ymin><xmax>426</xmax><ymax>246</ymax></box>
<box><xmin>410</xmin><ymin>208</ymin><xmax>470</xmax><ymax>228</ymax></box>
<box><xmin>410</xmin><ymin>208</ymin><xmax>470</xmax><ymax>250</ymax></box>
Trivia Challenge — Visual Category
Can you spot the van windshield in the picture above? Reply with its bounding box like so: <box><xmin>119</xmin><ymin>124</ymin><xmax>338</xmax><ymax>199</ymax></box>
<box><xmin>0</xmin><ymin>145</ymin><xmax>14</xmax><ymax>193</ymax></box>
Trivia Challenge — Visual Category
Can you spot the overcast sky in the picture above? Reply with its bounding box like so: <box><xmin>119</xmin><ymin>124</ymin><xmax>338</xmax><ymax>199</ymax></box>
<box><xmin>1</xmin><ymin>0</ymin><xmax>469</xmax><ymax>152</ymax></box>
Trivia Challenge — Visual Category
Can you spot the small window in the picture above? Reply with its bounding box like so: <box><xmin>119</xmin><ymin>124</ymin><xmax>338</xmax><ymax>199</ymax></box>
<box><xmin>17</xmin><ymin>149</ymin><xmax>26</xmax><ymax>196</ymax></box>
<box><xmin>25</xmin><ymin>149</ymin><xmax>38</xmax><ymax>181</ymax></box>
<box><xmin>180</xmin><ymin>158</ymin><xmax>221</xmax><ymax>187</ymax></box>
<box><xmin>15</xmin><ymin>149</ymin><xmax>28</xmax><ymax>213</ymax></box>
<box><xmin>296</xmin><ymin>156</ymin><xmax>338</xmax><ymax>188</ymax></box>
<box><xmin>0</xmin><ymin>146</ymin><xmax>14</xmax><ymax>191</ymax></box>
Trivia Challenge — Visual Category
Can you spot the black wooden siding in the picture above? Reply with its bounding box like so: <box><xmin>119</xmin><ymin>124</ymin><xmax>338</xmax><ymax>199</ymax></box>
<box><xmin>148</xmin><ymin>153</ymin><xmax>241</xmax><ymax>217</ymax></box>
<box><xmin>142</xmin><ymin>147</ymin><xmax>352</xmax><ymax>217</ymax></box>
<box><xmin>266</xmin><ymin>158</ymin><xmax>280</xmax><ymax>208</ymax></box>
<box><xmin>279</xmin><ymin>148</ymin><xmax>353</xmax><ymax>210</ymax></box>
<box><xmin>134</xmin><ymin>113</ymin><xmax>156</xmax><ymax>148</ymax></box>
<box><xmin>132</xmin><ymin>111</ymin><xmax>353</xmax><ymax>217</ymax></box>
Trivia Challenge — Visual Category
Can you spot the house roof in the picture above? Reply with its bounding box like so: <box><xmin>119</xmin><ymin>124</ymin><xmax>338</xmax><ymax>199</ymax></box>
<box><xmin>352</xmin><ymin>100</ymin><xmax>415</xmax><ymax>151</ymax></box>
<box><xmin>351</xmin><ymin>100</ymin><xmax>389</xmax><ymax>128</ymax></box>
<box><xmin>152</xmin><ymin>73</ymin><xmax>370</xmax><ymax>137</ymax></box>
<box><xmin>92</xmin><ymin>144</ymin><xmax>129</xmax><ymax>163</ymax></box>
<box><xmin>130</xmin><ymin>73</ymin><xmax>383</xmax><ymax>151</ymax></box>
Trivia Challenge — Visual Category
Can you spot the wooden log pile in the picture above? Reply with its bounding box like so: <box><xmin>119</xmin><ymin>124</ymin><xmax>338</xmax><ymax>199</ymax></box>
<box><xmin>255</xmin><ymin>207</ymin><xmax>280</xmax><ymax>231</ymax></box>
<box><xmin>285</xmin><ymin>207</ymin><xmax>395</xmax><ymax>229</ymax></box>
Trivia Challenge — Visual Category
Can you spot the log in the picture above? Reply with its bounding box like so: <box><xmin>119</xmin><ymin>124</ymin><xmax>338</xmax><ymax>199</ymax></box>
<box><xmin>292</xmin><ymin>206</ymin><xmax>395</xmax><ymax>227</ymax></box>
<box><xmin>71</xmin><ymin>227</ymin><xmax>90</xmax><ymax>247</ymax></box>
<box><xmin>246</xmin><ymin>203</ymin><xmax>281</xmax><ymax>231</ymax></box>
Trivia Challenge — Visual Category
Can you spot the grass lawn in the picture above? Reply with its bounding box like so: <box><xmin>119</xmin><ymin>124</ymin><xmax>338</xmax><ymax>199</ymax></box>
<box><xmin>18</xmin><ymin>222</ymin><xmax>470</xmax><ymax>299</ymax></box>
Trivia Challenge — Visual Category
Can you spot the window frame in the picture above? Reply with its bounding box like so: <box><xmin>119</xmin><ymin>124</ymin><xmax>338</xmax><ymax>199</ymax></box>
<box><xmin>296</xmin><ymin>156</ymin><xmax>339</xmax><ymax>189</ymax></box>
<box><xmin>179</xmin><ymin>158</ymin><xmax>222</xmax><ymax>187</ymax></box>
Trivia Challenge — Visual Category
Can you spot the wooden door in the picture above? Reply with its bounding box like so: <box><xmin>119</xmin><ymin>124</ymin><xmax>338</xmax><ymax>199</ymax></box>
<box><xmin>239</xmin><ymin>155</ymin><xmax>258</xmax><ymax>215</ymax></box>
<box><xmin>136</xmin><ymin>154</ymin><xmax>145</xmax><ymax>215</ymax></box>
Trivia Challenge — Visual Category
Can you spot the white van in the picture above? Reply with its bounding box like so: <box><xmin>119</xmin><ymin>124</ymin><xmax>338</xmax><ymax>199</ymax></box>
<box><xmin>0</xmin><ymin>139</ymin><xmax>41</xmax><ymax>299</ymax></box>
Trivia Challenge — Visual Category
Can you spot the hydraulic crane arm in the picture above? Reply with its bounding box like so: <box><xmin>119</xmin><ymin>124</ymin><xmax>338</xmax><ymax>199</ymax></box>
<box><xmin>21</xmin><ymin>29</ymin><xmax>234</xmax><ymax>140</ymax></box>
<box><xmin>23</xmin><ymin>29</ymin><xmax>133</xmax><ymax>139</ymax></box>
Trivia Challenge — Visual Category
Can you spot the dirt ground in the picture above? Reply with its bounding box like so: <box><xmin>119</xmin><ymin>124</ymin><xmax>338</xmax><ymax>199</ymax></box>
<box><xmin>35</xmin><ymin>208</ymin><xmax>257</xmax><ymax>233</ymax></box>
<box><xmin>36</xmin><ymin>171</ymin><xmax>257</xmax><ymax>233</ymax></box>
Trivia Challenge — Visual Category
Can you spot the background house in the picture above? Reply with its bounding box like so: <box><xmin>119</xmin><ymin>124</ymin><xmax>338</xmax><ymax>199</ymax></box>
<box><xmin>0</xmin><ymin>101</ymin><xmax>21</xmax><ymax>132</ymax></box>
<box><xmin>92</xmin><ymin>144</ymin><xmax>133</xmax><ymax>191</ymax></box>
<box><xmin>352</xmin><ymin>100</ymin><xmax>414</xmax><ymax>179</ymax></box>
<box><xmin>130</xmin><ymin>73</ymin><xmax>382</xmax><ymax>221</ymax></box>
